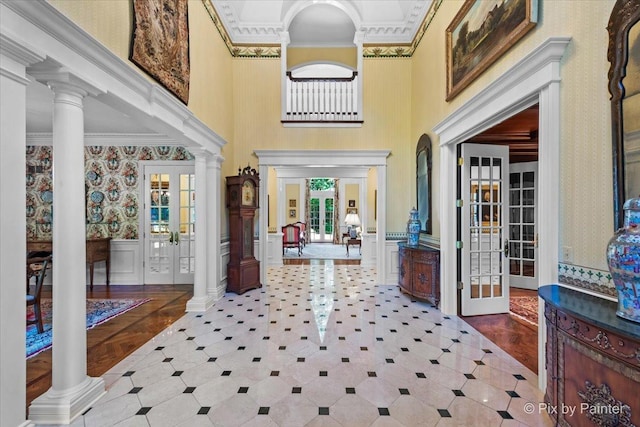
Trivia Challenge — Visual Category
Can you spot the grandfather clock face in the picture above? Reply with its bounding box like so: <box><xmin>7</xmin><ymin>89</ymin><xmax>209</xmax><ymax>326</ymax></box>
<box><xmin>242</xmin><ymin>181</ymin><xmax>255</xmax><ymax>206</ymax></box>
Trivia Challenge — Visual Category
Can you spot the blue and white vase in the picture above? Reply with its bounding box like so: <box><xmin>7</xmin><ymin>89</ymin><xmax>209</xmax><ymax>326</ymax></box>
<box><xmin>407</xmin><ymin>207</ymin><xmax>421</xmax><ymax>247</ymax></box>
<box><xmin>607</xmin><ymin>197</ymin><xmax>640</xmax><ymax>323</ymax></box>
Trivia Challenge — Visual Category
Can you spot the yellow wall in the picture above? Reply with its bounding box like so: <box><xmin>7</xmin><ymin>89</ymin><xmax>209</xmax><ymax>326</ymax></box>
<box><xmin>231</xmin><ymin>57</ymin><xmax>413</xmax><ymax>232</ymax></box>
<box><xmin>412</xmin><ymin>0</ymin><xmax>617</xmax><ymax>270</ymax></box>
<box><xmin>47</xmin><ymin>0</ymin><xmax>237</xmax><ymax>237</ymax></box>
<box><xmin>46</xmin><ymin>0</ymin><xmax>619</xmax><ymax>272</ymax></box>
<box><xmin>48</xmin><ymin>0</ymin><xmax>235</xmax><ymax>144</ymax></box>
<box><xmin>345</xmin><ymin>184</ymin><xmax>359</xmax><ymax>212</ymax></box>
<box><xmin>285</xmin><ymin>184</ymin><xmax>300</xmax><ymax>222</ymax></box>
<box><xmin>287</xmin><ymin>47</ymin><xmax>357</xmax><ymax>69</ymax></box>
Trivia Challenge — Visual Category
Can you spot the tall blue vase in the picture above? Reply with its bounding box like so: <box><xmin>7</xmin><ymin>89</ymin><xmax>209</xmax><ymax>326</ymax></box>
<box><xmin>407</xmin><ymin>207</ymin><xmax>421</xmax><ymax>247</ymax></box>
<box><xmin>607</xmin><ymin>197</ymin><xmax>640</xmax><ymax>323</ymax></box>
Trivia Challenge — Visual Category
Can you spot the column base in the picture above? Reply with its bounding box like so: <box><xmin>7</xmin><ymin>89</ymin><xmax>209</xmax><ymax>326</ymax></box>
<box><xmin>29</xmin><ymin>376</ymin><xmax>105</xmax><ymax>424</ymax></box>
<box><xmin>186</xmin><ymin>295</ymin><xmax>216</xmax><ymax>312</ymax></box>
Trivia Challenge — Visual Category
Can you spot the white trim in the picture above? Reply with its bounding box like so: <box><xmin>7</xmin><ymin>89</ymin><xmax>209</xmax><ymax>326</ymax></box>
<box><xmin>433</xmin><ymin>37</ymin><xmax>570</xmax><ymax>392</ymax></box>
<box><xmin>255</xmin><ymin>149</ymin><xmax>390</xmax><ymax>284</ymax></box>
<box><xmin>26</xmin><ymin>132</ymin><xmax>180</xmax><ymax>146</ymax></box>
<box><xmin>2</xmin><ymin>1</ymin><xmax>226</xmax><ymax>154</ymax></box>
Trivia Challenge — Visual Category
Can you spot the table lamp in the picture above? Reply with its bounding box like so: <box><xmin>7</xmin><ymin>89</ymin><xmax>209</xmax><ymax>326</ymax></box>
<box><xmin>345</xmin><ymin>212</ymin><xmax>361</xmax><ymax>238</ymax></box>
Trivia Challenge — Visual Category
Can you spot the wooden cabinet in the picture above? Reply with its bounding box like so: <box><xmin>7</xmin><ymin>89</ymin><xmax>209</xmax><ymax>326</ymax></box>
<box><xmin>226</xmin><ymin>166</ymin><xmax>261</xmax><ymax>295</ymax></box>
<box><xmin>397</xmin><ymin>243</ymin><xmax>440</xmax><ymax>307</ymax></box>
<box><xmin>539</xmin><ymin>285</ymin><xmax>640</xmax><ymax>427</ymax></box>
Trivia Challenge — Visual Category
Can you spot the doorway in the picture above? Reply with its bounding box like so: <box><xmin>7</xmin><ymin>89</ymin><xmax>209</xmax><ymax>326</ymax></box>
<box><xmin>143</xmin><ymin>163</ymin><xmax>195</xmax><ymax>284</ymax></box>
<box><xmin>309</xmin><ymin>190</ymin><xmax>335</xmax><ymax>242</ymax></box>
<box><xmin>459</xmin><ymin>104</ymin><xmax>541</xmax><ymax>315</ymax></box>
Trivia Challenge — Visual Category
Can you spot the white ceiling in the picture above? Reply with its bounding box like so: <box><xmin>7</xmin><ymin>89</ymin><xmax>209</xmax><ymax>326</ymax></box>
<box><xmin>212</xmin><ymin>0</ymin><xmax>433</xmax><ymax>46</ymax></box>
<box><xmin>25</xmin><ymin>0</ymin><xmax>432</xmax><ymax>135</ymax></box>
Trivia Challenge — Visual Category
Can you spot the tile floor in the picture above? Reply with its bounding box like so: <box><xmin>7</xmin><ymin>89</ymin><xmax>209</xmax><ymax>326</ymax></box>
<box><xmin>58</xmin><ymin>264</ymin><xmax>552</xmax><ymax>426</ymax></box>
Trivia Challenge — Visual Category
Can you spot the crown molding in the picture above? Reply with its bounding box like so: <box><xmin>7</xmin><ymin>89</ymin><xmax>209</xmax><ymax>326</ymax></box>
<box><xmin>203</xmin><ymin>0</ymin><xmax>443</xmax><ymax>59</ymax></box>
<box><xmin>26</xmin><ymin>132</ymin><xmax>179</xmax><ymax>146</ymax></box>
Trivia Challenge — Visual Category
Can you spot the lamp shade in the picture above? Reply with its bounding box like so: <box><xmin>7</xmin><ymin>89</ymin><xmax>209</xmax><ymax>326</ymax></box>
<box><xmin>345</xmin><ymin>213</ymin><xmax>361</xmax><ymax>227</ymax></box>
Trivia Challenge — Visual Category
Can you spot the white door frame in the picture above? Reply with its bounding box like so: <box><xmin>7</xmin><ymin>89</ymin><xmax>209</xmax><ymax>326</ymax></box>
<box><xmin>309</xmin><ymin>189</ymin><xmax>336</xmax><ymax>242</ymax></box>
<box><xmin>139</xmin><ymin>160</ymin><xmax>195</xmax><ymax>284</ymax></box>
<box><xmin>434</xmin><ymin>37</ymin><xmax>570</xmax><ymax>391</ymax></box>
<box><xmin>255</xmin><ymin>150</ymin><xmax>391</xmax><ymax>285</ymax></box>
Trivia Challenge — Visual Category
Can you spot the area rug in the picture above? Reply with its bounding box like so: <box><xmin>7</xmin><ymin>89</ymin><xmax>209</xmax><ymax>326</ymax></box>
<box><xmin>509</xmin><ymin>295</ymin><xmax>538</xmax><ymax>326</ymax></box>
<box><xmin>26</xmin><ymin>298</ymin><xmax>150</xmax><ymax>359</ymax></box>
<box><xmin>283</xmin><ymin>243</ymin><xmax>360</xmax><ymax>260</ymax></box>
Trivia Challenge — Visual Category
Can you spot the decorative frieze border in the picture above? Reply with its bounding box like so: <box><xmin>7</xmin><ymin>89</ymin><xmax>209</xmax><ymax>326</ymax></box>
<box><xmin>557</xmin><ymin>263</ymin><xmax>616</xmax><ymax>297</ymax></box>
<box><xmin>201</xmin><ymin>0</ymin><xmax>443</xmax><ymax>59</ymax></box>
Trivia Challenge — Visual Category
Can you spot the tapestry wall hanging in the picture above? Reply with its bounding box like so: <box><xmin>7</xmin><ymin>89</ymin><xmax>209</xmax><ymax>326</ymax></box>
<box><xmin>130</xmin><ymin>0</ymin><xmax>190</xmax><ymax>104</ymax></box>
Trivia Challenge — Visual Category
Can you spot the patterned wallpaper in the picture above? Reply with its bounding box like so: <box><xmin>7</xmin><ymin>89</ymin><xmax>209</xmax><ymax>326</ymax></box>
<box><xmin>26</xmin><ymin>145</ymin><xmax>193</xmax><ymax>241</ymax></box>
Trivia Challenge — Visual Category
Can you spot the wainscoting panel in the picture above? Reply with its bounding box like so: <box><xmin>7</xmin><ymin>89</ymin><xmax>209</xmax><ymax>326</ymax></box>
<box><xmin>385</xmin><ymin>240</ymin><xmax>402</xmax><ymax>285</ymax></box>
<box><xmin>266</xmin><ymin>233</ymin><xmax>283</xmax><ymax>266</ymax></box>
<box><xmin>86</xmin><ymin>239</ymin><xmax>142</xmax><ymax>285</ymax></box>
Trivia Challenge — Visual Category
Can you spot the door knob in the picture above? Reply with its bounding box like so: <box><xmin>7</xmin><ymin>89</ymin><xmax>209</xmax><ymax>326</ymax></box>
<box><xmin>503</xmin><ymin>239</ymin><xmax>509</xmax><ymax>257</ymax></box>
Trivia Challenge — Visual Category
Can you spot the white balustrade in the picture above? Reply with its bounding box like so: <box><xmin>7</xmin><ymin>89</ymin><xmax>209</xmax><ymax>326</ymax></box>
<box><xmin>284</xmin><ymin>72</ymin><xmax>359</xmax><ymax>122</ymax></box>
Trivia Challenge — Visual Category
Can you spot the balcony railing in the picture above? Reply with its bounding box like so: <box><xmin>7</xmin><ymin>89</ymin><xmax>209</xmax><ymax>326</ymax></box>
<box><xmin>283</xmin><ymin>71</ymin><xmax>361</xmax><ymax>123</ymax></box>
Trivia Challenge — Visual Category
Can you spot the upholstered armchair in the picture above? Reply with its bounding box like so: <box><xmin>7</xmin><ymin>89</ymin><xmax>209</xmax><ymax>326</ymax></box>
<box><xmin>282</xmin><ymin>224</ymin><xmax>302</xmax><ymax>256</ymax></box>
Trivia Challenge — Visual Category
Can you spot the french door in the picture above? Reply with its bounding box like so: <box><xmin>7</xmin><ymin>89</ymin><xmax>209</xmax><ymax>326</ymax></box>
<box><xmin>461</xmin><ymin>144</ymin><xmax>510</xmax><ymax>315</ymax></box>
<box><xmin>508</xmin><ymin>162</ymin><xmax>538</xmax><ymax>289</ymax></box>
<box><xmin>144</xmin><ymin>165</ymin><xmax>195</xmax><ymax>284</ymax></box>
<box><xmin>309</xmin><ymin>191</ymin><xmax>334</xmax><ymax>242</ymax></box>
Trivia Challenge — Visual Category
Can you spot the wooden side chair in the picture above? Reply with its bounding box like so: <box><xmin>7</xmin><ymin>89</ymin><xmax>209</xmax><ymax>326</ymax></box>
<box><xmin>282</xmin><ymin>224</ymin><xmax>302</xmax><ymax>256</ymax></box>
<box><xmin>26</xmin><ymin>255</ymin><xmax>52</xmax><ymax>334</ymax></box>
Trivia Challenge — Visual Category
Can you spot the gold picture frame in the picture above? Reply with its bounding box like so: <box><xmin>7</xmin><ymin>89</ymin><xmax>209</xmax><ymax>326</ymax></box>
<box><xmin>130</xmin><ymin>0</ymin><xmax>190</xmax><ymax>104</ymax></box>
<box><xmin>289</xmin><ymin>199</ymin><xmax>296</xmax><ymax>208</ymax></box>
<box><xmin>446</xmin><ymin>0</ymin><xmax>537</xmax><ymax>101</ymax></box>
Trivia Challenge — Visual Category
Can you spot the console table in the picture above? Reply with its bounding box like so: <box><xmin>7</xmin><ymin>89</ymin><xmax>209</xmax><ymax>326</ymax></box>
<box><xmin>539</xmin><ymin>285</ymin><xmax>640</xmax><ymax>426</ymax></box>
<box><xmin>397</xmin><ymin>242</ymin><xmax>440</xmax><ymax>307</ymax></box>
<box><xmin>346</xmin><ymin>238</ymin><xmax>361</xmax><ymax>256</ymax></box>
<box><xmin>27</xmin><ymin>238</ymin><xmax>111</xmax><ymax>289</ymax></box>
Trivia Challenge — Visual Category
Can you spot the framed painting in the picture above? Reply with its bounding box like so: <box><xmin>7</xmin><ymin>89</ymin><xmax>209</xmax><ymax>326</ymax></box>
<box><xmin>446</xmin><ymin>0</ymin><xmax>537</xmax><ymax>101</ymax></box>
<box><xmin>130</xmin><ymin>0</ymin><xmax>190</xmax><ymax>104</ymax></box>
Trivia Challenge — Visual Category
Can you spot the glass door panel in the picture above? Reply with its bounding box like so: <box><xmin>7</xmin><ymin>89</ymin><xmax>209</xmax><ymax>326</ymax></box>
<box><xmin>509</xmin><ymin>162</ymin><xmax>538</xmax><ymax>289</ymax></box>
<box><xmin>462</xmin><ymin>144</ymin><xmax>509</xmax><ymax>315</ymax></box>
<box><xmin>309</xmin><ymin>191</ymin><xmax>334</xmax><ymax>242</ymax></box>
<box><xmin>145</xmin><ymin>165</ymin><xmax>195</xmax><ymax>284</ymax></box>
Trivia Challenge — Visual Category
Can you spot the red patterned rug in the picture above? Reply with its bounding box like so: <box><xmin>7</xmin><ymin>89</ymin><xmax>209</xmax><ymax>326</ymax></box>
<box><xmin>509</xmin><ymin>295</ymin><xmax>538</xmax><ymax>326</ymax></box>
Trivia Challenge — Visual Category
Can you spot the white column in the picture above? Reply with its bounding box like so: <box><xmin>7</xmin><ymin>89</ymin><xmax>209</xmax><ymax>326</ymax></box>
<box><xmin>354</xmin><ymin>31</ymin><xmax>364</xmax><ymax>121</ymax></box>
<box><xmin>259</xmin><ymin>164</ymin><xmax>269</xmax><ymax>286</ymax></box>
<box><xmin>29</xmin><ymin>77</ymin><xmax>104</xmax><ymax>424</ymax></box>
<box><xmin>280</xmin><ymin>31</ymin><xmax>290</xmax><ymax>121</ymax></box>
<box><xmin>376</xmin><ymin>165</ymin><xmax>387</xmax><ymax>284</ymax></box>
<box><xmin>186</xmin><ymin>149</ymin><xmax>215</xmax><ymax>311</ymax></box>
<box><xmin>0</xmin><ymin>40</ymin><xmax>44</xmax><ymax>427</ymax></box>
<box><xmin>207</xmin><ymin>155</ymin><xmax>225</xmax><ymax>300</ymax></box>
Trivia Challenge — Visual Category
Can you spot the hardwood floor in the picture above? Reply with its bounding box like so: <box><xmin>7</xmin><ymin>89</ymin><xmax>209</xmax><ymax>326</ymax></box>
<box><xmin>461</xmin><ymin>288</ymin><xmax>538</xmax><ymax>374</ymax></box>
<box><xmin>26</xmin><ymin>284</ymin><xmax>192</xmax><ymax>414</ymax></box>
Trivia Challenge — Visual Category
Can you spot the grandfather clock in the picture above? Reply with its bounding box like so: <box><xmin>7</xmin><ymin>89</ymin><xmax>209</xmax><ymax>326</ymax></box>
<box><xmin>226</xmin><ymin>165</ymin><xmax>261</xmax><ymax>294</ymax></box>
